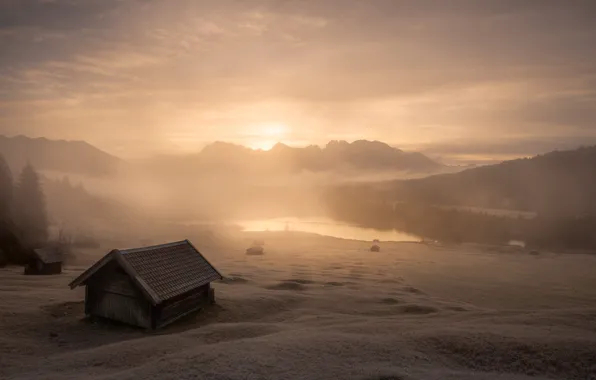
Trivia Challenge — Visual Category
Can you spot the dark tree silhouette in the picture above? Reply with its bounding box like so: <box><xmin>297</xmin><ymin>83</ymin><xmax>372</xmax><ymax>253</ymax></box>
<box><xmin>0</xmin><ymin>153</ymin><xmax>13</xmax><ymax>221</ymax></box>
<box><xmin>0</xmin><ymin>154</ymin><xmax>22</xmax><ymax>265</ymax></box>
<box><xmin>14</xmin><ymin>163</ymin><xmax>48</xmax><ymax>248</ymax></box>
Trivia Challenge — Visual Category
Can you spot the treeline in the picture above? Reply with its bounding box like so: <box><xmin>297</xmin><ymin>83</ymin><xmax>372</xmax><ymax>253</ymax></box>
<box><xmin>383</xmin><ymin>146</ymin><xmax>596</xmax><ymax>218</ymax></box>
<box><xmin>323</xmin><ymin>188</ymin><xmax>596</xmax><ymax>250</ymax></box>
<box><xmin>0</xmin><ymin>154</ymin><xmax>49</xmax><ymax>265</ymax></box>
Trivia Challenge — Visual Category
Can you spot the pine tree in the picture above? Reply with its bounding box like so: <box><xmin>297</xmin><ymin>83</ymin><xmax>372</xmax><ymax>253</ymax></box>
<box><xmin>0</xmin><ymin>154</ymin><xmax>13</xmax><ymax>221</ymax></box>
<box><xmin>14</xmin><ymin>163</ymin><xmax>48</xmax><ymax>247</ymax></box>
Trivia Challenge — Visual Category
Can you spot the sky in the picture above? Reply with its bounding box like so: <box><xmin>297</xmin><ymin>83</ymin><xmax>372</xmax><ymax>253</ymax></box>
<box><xmin>1</xmin><ymin>0</ymin><xmax>596</xmax><ymax>163</ymax></box>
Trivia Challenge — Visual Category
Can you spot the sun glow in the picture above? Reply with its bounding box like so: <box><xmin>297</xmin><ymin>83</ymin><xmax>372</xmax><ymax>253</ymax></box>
<box><xmin>262</xmin><ymin>123</ymin><xmax>288</xmax><ymax>137</ymax></box>
<box><xmin>248</xmin><ymin>122</ymin><xmax>289</xmax><ymax>150</ymax></box>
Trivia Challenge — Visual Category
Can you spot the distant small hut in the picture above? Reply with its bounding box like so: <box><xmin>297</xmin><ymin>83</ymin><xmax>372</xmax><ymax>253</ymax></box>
<box><xmin>246</xmin><ymin>246</ymin><xmax>264</xmax><ymax>255</ymax></box>
<box><xmin>370</xmin><ymin>239</ymin><xmax>381</xmax><ymax>252</ymax></box>
<box><xmin>246</xmin><ymin>239</ymin><xmax>265</xmax><ymax>255</ymax></box>
<box><xmin>24</xmin><ymin>247</ymin><xmax>63</xmax><ymax>275</ymax></box>
<box><xmin>68</xmin><ymin>240</ymin><xmax>222</xmax><ymax>329</ymax></box>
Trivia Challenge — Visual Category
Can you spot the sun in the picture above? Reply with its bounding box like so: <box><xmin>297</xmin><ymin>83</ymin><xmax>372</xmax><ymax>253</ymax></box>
<box><xmin>261</xmin><ymin>123</ymin><xmax>288</xmax><ymax>138</ymax></box>
<box><xmin>248</xmin><ymin>122</ymin><xmax>289</xmax><ymax>150</ymax></box>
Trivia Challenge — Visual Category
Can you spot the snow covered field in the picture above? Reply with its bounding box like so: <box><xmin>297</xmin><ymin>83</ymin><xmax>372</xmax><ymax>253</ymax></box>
<box><xmin>2</xmin><ymin>231</ymin><xmax>596</xmax><ymax>380</ymax></box>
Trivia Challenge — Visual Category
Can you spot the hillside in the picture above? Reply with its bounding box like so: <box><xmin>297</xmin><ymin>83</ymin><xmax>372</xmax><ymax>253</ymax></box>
<box><xmin>0</xmin><ymin>135</ymin><xmax>123</xmax><ymax>176</ymax></box>
<box><xmin>145</xmin><ymin>140</ymin><xmax>443</xmax><ymax>176</ymax></box>
<box><xmin>384</xmin><ymin>146</ymin><xmax>596</xmax><ymax>217</ymax></box>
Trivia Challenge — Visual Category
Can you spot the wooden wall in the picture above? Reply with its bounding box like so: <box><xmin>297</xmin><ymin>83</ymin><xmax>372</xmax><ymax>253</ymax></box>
<box><xmin>84</xmin><ymin>261</ymin><xmax>214</xmax><ymax>329</ymax></box>
<box><xmin>44</xmin><ymin>262</ymin><xmax>62</xmax><ymax>274</ymax></box>
<box><xmin>85</xmin><ymin>262</ymin><xmax>152</xmax><ymax>329</ymax></box>
<box><xmin>24</xmin><ymin>260</ymin><xmax>61</xmax><ymax>275</ymax></box>
<box><xmin>156</xmin><ymin>284</ymin><xmax>210</xmax><ymax>328</ymax></box>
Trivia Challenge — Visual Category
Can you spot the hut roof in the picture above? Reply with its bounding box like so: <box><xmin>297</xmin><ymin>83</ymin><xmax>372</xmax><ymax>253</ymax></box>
<box><xmin>68</xmin><ymin>240</ymin><xmax>222</xmax><ymax>305</ymax></box>
<box><xmin>33</xmin><ymin>247</ymin><xmax>62</xmax><ymax>264</ymax></box>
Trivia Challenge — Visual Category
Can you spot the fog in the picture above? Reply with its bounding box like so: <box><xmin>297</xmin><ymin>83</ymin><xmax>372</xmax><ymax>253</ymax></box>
<box><xmin>36</xmin><ymin>142</ymin><xmax>596</xmax><ymax>256</ymax></box>
<box><xmin>4</xmin><ymin>131</ymin><xmax>596</xmax><ymax>380</ymax></box>
<box><xmin>3</xmin><ymin>0</ymin><xmax>596</xmax><ymax>378</ymax></box>
<box><xmin>41</xmin><ymin>161</ymin><xmax>453</xmax><ymax>230</ymax></box>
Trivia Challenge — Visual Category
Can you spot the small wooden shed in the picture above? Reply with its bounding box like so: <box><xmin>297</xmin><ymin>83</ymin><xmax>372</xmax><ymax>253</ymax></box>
<box><xmin>68</xmin><ymin>240</ymin><xmax>222</xmax><ymax>329</ymax></box>
<box><xmin>246</xmin><ymin>239</ymin><xmax>265</xmax><ymax>255</ymax></box>
<box><xmin>371</xmin><ymin>239</ymin><xmax>381</xmax><ymax>252</ymax></box>
<box><xmin>24</xmin><ymin>247</ymin><xmax>63</xmax><ymax>275</ymax></box>
<box><xmin>246</xmin><ymin>246</ymin><xmax>264</xmax><ymax>255</ymax></box>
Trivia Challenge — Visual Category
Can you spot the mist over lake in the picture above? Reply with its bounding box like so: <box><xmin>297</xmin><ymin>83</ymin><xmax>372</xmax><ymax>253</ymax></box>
<box><xmin>238</xmin><ymin>216</ymin><xmax>422</xmax><ymax>242</ymax></box>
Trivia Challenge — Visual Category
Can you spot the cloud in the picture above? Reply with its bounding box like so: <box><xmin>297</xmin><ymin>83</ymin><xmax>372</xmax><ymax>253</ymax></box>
<box><xmin>0</xmin><ymin>0</ymin><xmax>595</xmax><ymax>160</ymax></box>
<box><xmin>0</xmin><ymin>0</ymin><xmax>124</xmax><ymax>31</ymax></box>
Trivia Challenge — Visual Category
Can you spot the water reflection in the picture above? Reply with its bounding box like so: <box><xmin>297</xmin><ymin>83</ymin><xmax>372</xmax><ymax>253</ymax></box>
<box><xmin>238</xmin><ymin>217</ymin><xmax>421</xmax><ymax>242</ymax></box>
<box><xmin>509</xmin><ymin>240</ymin><xmax>526</xmax><ymax>248</ymax></box>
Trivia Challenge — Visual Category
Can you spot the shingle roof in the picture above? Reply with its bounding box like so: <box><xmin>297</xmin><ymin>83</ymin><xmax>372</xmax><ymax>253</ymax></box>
<box><xmin>68</xmin><ymin>240</ymin><xmax>222</xmax><ymax>304</ymax></box>
<box><xmin>120</xmin><ymin>240</ymin><xmax>222</xmax><ymax>301</ymax></box>
<box><xmin>33</xmin><ymin>247</ymin><xmax>62</xmax><ymax>264</ymax></box>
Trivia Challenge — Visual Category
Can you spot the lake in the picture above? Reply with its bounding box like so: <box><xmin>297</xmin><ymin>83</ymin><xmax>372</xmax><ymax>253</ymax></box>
<box><xmin>237</xmin><ymin>217</ymin><xmax>421</xmax><ymax>242</ymax></box>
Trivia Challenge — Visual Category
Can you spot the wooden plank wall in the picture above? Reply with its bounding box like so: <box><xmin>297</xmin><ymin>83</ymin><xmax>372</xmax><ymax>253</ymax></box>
<box><xmin>86</xmin><ymin>262</ymin><xmax>152</xmax><ymax>328</ymax></box>
<box><xmin>88</xmin><ymin>262</ymin><xmax>138</xmax><ymax>296</ymax></box>
<box><xmin>158</xmin><ymin>285</ymin><xmax>209</xmax><ymax>328</ymax></box>
<box><xmin>44</xmin><ymin>262</ymin><xmax>62</xmax><ymax>274</ymax></box>
<box><xmin>90</xmin><ymin>290</ymin><xmax>152</xmax><ymax>328</ymax></box>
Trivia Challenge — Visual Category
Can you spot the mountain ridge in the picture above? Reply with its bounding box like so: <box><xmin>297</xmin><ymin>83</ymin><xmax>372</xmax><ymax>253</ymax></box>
<box><xmin>0</xmin><ymin>135</ymin><xmax>123</xmax><ymax>177</ymax></box>
<box><xmin>0</xmin><ymin>135</ymin><xmax>443</xmax><ymax>177</ymax></box>
<box><xmin>149</xmin><ymin>139</ymin><xmax>443</xmax><ymax>175</ymax></box>
<box><xmin>381</xmin><ymin>145</ymin><xmax>596</xmax><ymax>217</ymax></box>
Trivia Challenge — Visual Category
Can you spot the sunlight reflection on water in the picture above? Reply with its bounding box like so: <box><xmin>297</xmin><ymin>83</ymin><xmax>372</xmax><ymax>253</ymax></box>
<box><xmin>238</xmin><ymin>217</ymin><xmax>421</xmax><ymax>242</ymax></box>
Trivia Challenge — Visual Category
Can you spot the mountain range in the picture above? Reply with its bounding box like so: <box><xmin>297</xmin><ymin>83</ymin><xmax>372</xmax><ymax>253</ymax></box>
<box><xmin>2</xmin><ymin>134</ymin><xmax>595</xmax><ymax>219</ymax></box>
<box><xmin>145</xmin><ymin>140</ymin><xmax>443</xmax><ymax>176</ymax></box>
<box><xmin>0</xmin><ymin>135</ymin><xmax>443</xmax><ymax>176</ymax></box>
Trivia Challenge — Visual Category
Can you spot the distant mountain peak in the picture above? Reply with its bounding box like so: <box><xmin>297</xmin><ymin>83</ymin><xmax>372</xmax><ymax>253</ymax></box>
<box><xmin>190</xmin><ymin>139</ymin><xmax>442</xmax><ymax>173</ymax></box>
<box><xmin>0</xmin><ymin>134</ymin><xmax>123</xmax><ymax>176</ymax></box>
<box><xmin>324</xmin><ymin>139</ymin><xmax>401</xmax><ymax>152</ymax></box>
<box><xmin>326</xmin><ymin>140</ymin><xmax>350</xmax><ymax>147</ymax></box>
<box><xmin>271</xmin><ymin>142</ymin><xmax>290</xmax><ymax>150</ymax></box>
<box><xmin>202</xmin><ymin>141</ymin><xmax>247</xmax><ymax>151</ymax></box>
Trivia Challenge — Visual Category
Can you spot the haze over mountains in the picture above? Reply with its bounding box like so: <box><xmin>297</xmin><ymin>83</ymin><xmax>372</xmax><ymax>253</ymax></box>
<box><xmin>3</xmin><ymin>134</ymin><xmax>596</xmax><ymax>219</ymax></box>
<box><xmin>145</xmin><ymin>140</ymin><xmax>444</xmax><ymax>177</ymax></box>
<box><xmin>0</xmin><ymin>135</ymin><xmax>123</xmax><ymax>177</ymax></box>
<box><xmin>0</xmin><ymin>135</ymin><xmax>442</xmax><ymax>177</ymax></box>
<box><xmin>0</xmin><ymin>135</ymin><xmax>448</xmax><ymax>223</ymax></box>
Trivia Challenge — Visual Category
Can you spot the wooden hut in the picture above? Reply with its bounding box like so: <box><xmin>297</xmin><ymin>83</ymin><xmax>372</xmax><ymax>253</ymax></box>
<box><xmin>370</xmin><ymin>239</ymin><xmax>381</xmax><ymax>252</ymax></box>
<box><xmin>246</xmin><ymin>239</ymin><xmax>265</xmax><ymax>255</ymax></box>
<box><xmin>246</xmin><ymin>246</ymin><xmax>264</xmax><ymax>255</ymax></box>
<box><xmin>68</xmin><ymin>240</ymin><xmax>222</xmax><ymax>329</ymax></box>
<box><xmin>24</xmin><ymin>247</ymin><xmax>63</xmax><ymax>275</ymax></box>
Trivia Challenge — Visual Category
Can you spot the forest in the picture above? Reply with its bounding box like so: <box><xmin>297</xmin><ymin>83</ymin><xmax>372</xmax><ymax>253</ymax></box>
<box><xmin>0</xmin><ymin>154</ymin><xmax>50</xmax><ymax>265</ymax></box>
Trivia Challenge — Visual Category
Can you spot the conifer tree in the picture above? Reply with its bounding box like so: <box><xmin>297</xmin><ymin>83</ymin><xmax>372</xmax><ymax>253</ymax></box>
<box><xmin>0</xmin><ymin>154</ymin><xmax>13</xmax><ymax>221</ymax></box>
<box><xmin>14</xmin><ymin>163</ymin><xmax>48</xmax><ymax>247</ymax></box>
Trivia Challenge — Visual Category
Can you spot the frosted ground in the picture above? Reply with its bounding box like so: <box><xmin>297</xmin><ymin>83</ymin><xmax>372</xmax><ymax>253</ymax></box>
<box><xmin>1</xmin><ymin>231</ymin><xmax>596</xmax><ymax>380</ymax></box>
